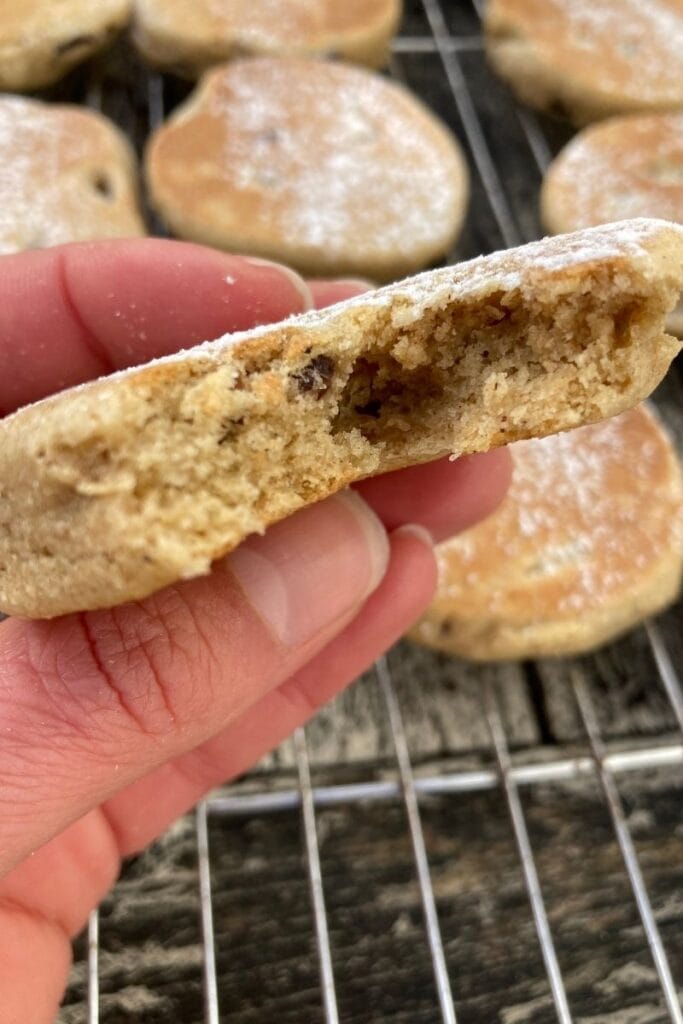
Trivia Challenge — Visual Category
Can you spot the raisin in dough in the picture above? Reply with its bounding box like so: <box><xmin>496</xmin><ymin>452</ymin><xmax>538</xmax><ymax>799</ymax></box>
<box><xmin>411</xmin><ymin>406</ymin><xmax>683</xmax><ymax>661</ymax></box>
<box><xmin>0</xmin><ymin>96</ymin><xmax>146</xmax><ymax>255</ymax></box>
<box><xmin>542</xmin><ymin>113</ymin><xmax>683</xmax><ymax>334</ymax></box>
<box><xmin>485</xmin><ymin>0</ymin><xmax>683</xmax><ymax>125</ymax></box>
<box><xmin>132</xmin><ymin>0</ymin><xmax>401</xmax><ymax>76</ymax></box>
<box><xmin>0</xmin><ymin>219</ymin><xmax>681</xmax><ymax>618</ymax></box>
<box><xmin>0</xmin><ymin>0</ymin><xmax>131</xmax><ymax>92</ymax></box>
<box><xmin>145</xmin><ymin>57</ymin><xmax>469</xmax><ymax>282</ymax></box>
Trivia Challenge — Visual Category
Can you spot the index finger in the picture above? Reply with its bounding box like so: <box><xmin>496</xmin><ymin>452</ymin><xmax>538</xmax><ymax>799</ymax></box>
<box><xmin>0</xmin><ymin>239</ymin><xmax>311</xmax><ymax>415</ymax></box>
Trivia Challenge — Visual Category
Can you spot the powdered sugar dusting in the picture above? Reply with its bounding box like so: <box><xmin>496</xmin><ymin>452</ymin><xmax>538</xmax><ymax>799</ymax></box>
<box><xmin>435</xmin><ymin>407</ymin><xmax>683</xmax><ymax>619</ymax></box>
<box><xmin>545</xmin><ymin>113</ymin><xmax>683</xmax><ymax>231</ymax></box>
<box><xmin>503</xmin><ymin>0</ymin><xmax>683</xmax><ymax>103</ymax></box>
<box><xmin>91</xmin><ymin>217</ymin><xmax>683</xmax><ymax>360</ymax></box>
<box><xmin>204</xmin><ymin>0</ymin><xmax>325</xmax><ymax>46</ymax></box>
<box><xmin>2</xmin><ymin>218</ymin><xmax>679</xmax><ymax>423</ymax></box>
<box><xmin>202</xmin><ymin>0</ymin><xmax>394</xmax><ymax>43</ymax></box>
<box><xmin>0</xmin><ymin>97</ymin><xmax>87</xmax><ymax>253</ymax></box>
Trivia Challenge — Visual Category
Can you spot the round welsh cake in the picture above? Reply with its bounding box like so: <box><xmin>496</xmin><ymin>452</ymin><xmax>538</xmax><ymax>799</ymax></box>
<box><xmin>0</xmin><ymin>220</ymin><xmax>682</xmax><ymax>618</ymax></box>
<box><xmin>411</xmin><ymin>406</ymin><xmax>683</xmax><ymax>661</ymax></box>
<box><xmin>484</xmin><ymin>0</ymin><xmax>683</xmax><ymax>124</ymax></box>
<box><xmin>0</xmin><ymin>96</ymin><xmax>146</xmax><ymax>255</ymax></box>
<box><xmin>0</xmin><ymin>0</ymin><xmax>131</xmax><ymax>92</ymax></box>
<box><xmin>145</xmin><ymin>57</ymin><xmax>469</xmax><ymax>281</ymax></box>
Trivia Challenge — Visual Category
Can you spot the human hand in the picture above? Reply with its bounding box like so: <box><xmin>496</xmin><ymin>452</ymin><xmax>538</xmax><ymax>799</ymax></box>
<box><xmin>0</xmin><ymin>240</ymin><xmax>511</xmax><ymax>1021</ymax></box>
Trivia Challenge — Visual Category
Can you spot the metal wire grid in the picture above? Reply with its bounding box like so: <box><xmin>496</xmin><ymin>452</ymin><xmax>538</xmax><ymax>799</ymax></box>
<box><xmin>80</xmin><ymin>2</ymin><xmax>683</xmax><ymax>1021</ymax></box>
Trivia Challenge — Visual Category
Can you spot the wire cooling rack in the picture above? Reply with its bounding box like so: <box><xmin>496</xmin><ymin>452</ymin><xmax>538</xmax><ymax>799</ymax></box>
<box><xmin>51</xmin><ymin>1</ymin><xmax>683</xmax><ymax>1022</ymax></box>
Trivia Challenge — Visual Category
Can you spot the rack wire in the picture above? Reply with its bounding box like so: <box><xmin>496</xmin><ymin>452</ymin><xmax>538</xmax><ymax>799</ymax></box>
<box><xmin>67</xmin><ymin>1</ymin><xmax>683</xmax><ymax>1021</ymax></box>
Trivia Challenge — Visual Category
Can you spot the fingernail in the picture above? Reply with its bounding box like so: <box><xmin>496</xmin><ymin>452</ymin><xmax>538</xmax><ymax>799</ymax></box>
<box><xmin>392</xmin><ymin>523</ymin><xmax>435</xmax><ymax>548</ymax></box>
<box><xmin>241</xmin><ymin>256</ymin><xmax>314</xmax><ymax>311</ymax></box>
<box><xmin>332</xmin><ymin>277</ymin><xmax>376</xmax><ymax>292</ymax></box>
<box><xmin>227</xmin><ymin>491</ymin><xmax>389</xmax><ymax>646</ymax></box>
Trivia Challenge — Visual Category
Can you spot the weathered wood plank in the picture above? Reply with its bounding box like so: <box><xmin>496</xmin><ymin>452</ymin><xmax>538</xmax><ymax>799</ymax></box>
<box><xmin>535</xmin><ymin>625</ymin><xmax>681</xmax><ymax>745</ymax></box>
<box><xmin>60</xmin><ymin>767</ymin><xmax>683</xmax><ymax>1024</ymax></box>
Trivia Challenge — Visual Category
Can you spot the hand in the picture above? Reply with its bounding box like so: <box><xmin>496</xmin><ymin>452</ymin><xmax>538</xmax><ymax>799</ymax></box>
<box><xmin>0</xmin><ymin>240</ymin><xmax>511</xmax><ymax>1021</ymax></box>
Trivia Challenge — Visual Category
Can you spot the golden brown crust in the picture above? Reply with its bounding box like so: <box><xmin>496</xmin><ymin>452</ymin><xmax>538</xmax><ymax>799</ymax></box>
<box><xmin>145</xmin><ymin>57</ymin><xmax>468</xmax><ymax>282</ymax></box>
<box><xmin>0</xmin><ymin>0</ymin><xmax>131</xmax><ymax>91</ymax></box>
<box><xmin>0</xmin><ymin>96</ymin><xmax>146</xmax><ymax>254</ymax></box>
<box><xmin>0</xmin><ymin>219</ymin><xmax>681</xmax><ymax>618</ymax></box>
<box><xmin>411</xmin><ymin>406</ymin><xmax>683</xmax><ymax>661</ymax></box>
<box><xmin>132</xmin><ymin>0</ymin><xmax>402</xmax><ymax>75</ymax></box>
<box><xmin>485</xmin><ymin>0</ymin><xmax>683</xmax><ymax>124</ymax></box>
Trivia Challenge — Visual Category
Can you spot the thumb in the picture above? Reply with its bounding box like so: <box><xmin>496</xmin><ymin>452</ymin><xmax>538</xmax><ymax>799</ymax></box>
<box><xmin>0</xmin><ymin>491</ymin><xmax>389</xmax><ymax>877</ymax></box>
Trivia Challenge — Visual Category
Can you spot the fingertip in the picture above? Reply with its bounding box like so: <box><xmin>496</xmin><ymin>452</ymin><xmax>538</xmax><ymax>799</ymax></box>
<box><xmin>389</xmin><ymin>523</ymin><xmax>438</xmax><ymax>600</ymax></box>
<box><xmin>240</xmin><ymin>255</ymin><xmax>313</xmax><ymax>311</ymax></box>
<box><xmin>355</xmin><ymin>446</ymin><xmax>513</xmax><ymax>544</ymax></box>
<box><xmin>61</xmin><ymin>240</ymin><xmax>311</xmax><ymax>357</ymax></box>
<box><xmin>454</xmin><ymin>446</ymin><xmax>514</xmax><ymax>521</ymax></box>
<box><xmin>307</xmin><ymin>277</ymin><xmax>376</xmax><ymax>309</ymax></box>
<box><xmin>391</xmin><ymin>522</ymin><xmax>435</xmax><ymax>551</ymax></box>
<box><xmin>0</xmin><ymin>239</ymin><xmax>315</xmax><ymax>413</ymax></box>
